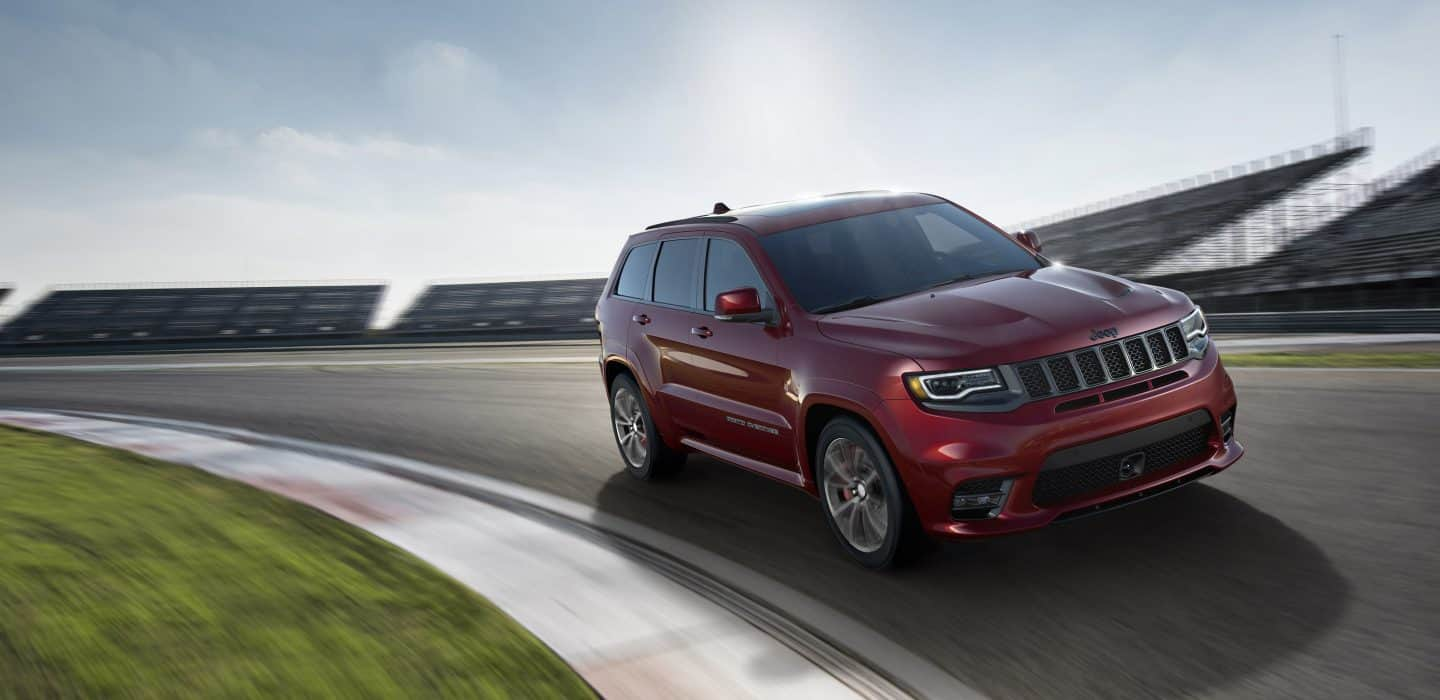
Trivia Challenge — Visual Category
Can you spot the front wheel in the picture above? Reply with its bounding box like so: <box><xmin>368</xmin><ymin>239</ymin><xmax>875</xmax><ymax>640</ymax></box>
<box><xmin>609</xmin><ymin>373</ymin><xmax>684</xmax><ymax>480</ymax></box>
<box><xmin>817</xmin><ymin>417</ymin><xmax>926</xmax><ymax>569</ymax></box>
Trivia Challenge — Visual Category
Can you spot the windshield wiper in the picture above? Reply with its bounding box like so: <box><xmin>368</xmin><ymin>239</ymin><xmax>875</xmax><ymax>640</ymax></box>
<box><xmin>925</xmin><ymin>268</ymin><xmax>1030</xmax><ymax>292</ymax></box>
<box><xmin>812</xmin><ymin>295</ymin><xmax>892</xmax><ymax>314</ymax></box>
<box><xmin>924</xmin><ymin>273</ymin><xmax>979</xmax><ymax>291</ymax></box>
<box><xmin>816</xmin><ymin>269</ymin><xmax>1036</xmax><ymax>314</ymax></box>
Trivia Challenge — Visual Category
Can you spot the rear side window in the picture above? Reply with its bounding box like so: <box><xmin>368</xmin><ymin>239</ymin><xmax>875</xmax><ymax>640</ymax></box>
<box><xmin>652</xmin><ymin>238</ymin><xmax>704</xmax><ymax>307</ymax></box>
<box><xmin>704</xmin><ymin>239</ymin><xmax>766</xmax><ymax>311</ymax></box>
<box><xmin>614</xmin><ymin>242</ymin><xmax>658</xmax><ymax>299</ymax></box>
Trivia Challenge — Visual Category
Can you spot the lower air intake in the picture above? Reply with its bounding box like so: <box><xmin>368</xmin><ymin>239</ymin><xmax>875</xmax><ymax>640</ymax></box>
<box><xmin>1033</xmin><ymin>411</ymin><xmax>1213</xmax><ymax>507</ymax></box>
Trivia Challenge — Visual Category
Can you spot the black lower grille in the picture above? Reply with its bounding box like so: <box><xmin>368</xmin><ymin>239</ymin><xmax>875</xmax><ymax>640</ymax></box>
<box><xmin>1033</xmin><ymin>422</ymin><xmax>1213</xmax><ymax>507</ymax></box>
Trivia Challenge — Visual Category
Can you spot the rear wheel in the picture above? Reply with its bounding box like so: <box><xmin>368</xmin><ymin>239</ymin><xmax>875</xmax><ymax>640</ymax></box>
<box><xmin>817</xmin><ymin>417</ymin><xmax>925</xmax><ymax>569</ymax></box>
<box><xmin>609</xmin><ymin>373</ymin><xmax>684</xmax><ymax>480</ymax></box>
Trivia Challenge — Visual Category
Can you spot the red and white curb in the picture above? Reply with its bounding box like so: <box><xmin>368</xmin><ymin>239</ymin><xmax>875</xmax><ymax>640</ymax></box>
<box><xmin>0</xmin><ymin>409</ymin><xmax>978</xmax><ymax>700</ymax></box>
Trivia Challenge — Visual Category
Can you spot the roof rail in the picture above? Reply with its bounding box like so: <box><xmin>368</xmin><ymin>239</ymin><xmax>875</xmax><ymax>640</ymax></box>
<box><xmin>644</xmin><ymin>215</ymin><xmax>738</xmax><ymax>230</ymax></box>
<box><xmin>822</xmin><ymin>189</ymin><xmax>895</xmax><ymax>197</ymax></box>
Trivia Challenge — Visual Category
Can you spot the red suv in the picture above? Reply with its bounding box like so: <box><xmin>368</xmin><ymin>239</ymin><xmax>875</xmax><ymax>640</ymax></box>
<box><xmin>597</xmin><ymin>192</ymin><xmax>1242</xmax><ymax>568</ymax></box>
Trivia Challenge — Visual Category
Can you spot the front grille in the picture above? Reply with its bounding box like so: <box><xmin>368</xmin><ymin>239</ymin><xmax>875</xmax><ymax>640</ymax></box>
<box><xmin>1046</xmin><ymin>357</ymin><xmax>1081</xmax><ymax>392</ymax></box>
<box><xmin>1146</xmin><ymin>332</ymin><xmax>1173</xmax><ymax>366</ymax></box>
<box><xmin>1075</xmin><ymin>350</ymin><xmax>1106</xmax><ymax>385</ymax></box>
<box><xmin>1165</xmin><ymin>327</ymin><xmax>1187</xmax><ymax>360</ymax></box>
<box><xmin>1017</xmin><ymin>363</ymin><xmax>1051</xmax><ymax>397</ymax></box>
<box><xmin>1101</xmin><ymin>344</ymin><xmax>1131</xmax><ymax>379</ymax></box>
<box><xmin>1032</xmin><ymin>421</ymin><xmax>1213</xmax><ymax>507</ymax></box>
<box><xmin>1009</xmin><ymin>318</ymin><xmax>1195</xmax><ymax>401</ymax></box>
<box><xmin>1124</xmin><ymin>338</ymin><xmax>1152</xmax><ymax>372</ymax></box>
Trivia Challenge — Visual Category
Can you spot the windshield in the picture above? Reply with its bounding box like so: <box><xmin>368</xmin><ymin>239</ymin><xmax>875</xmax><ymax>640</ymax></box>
<box><xmin>758</xmin><ymin>203</ymin><xmax>1043</xmax><ymax>313</ymax></box>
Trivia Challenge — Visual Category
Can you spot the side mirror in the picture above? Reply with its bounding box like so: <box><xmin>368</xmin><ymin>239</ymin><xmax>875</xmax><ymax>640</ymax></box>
<box><xmin>1014</xmin><ymin>230</ymin><xmax>1042</xmax><ymax>253</ymax></box>
<box><xmin>714</xmin><ymin>287</ymin><xmax>774</xmax><ymax>323</ymax></box>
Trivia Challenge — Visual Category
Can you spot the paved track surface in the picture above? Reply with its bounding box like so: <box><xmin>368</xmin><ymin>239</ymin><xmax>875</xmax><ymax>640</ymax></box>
<box><xmin>2</xmin><ymin>348</ymin><xmax>1436</xmax><ymax>698</ymax></box>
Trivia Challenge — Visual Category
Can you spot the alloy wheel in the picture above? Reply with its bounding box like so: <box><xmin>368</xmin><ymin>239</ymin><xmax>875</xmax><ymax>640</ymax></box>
<box><xmin>822</xmin><ymin>437</ymin><xmax>888</xmax><ymax>553</ymax></box>
<box><xmin>612</xmin><ymin>387</ymin><xmax>648</xmax><ymax>468</ymax></box>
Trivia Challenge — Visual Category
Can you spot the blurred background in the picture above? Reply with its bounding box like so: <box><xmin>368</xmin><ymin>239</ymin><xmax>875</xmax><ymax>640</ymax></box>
<box><xmin>1</xmin><ymin>0</ymin><xmax>1437</xmax><ymax>340</ymax></box>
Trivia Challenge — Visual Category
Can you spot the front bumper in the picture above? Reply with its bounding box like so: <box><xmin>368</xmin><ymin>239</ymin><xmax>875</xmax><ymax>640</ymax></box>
<box><xmin>873</xmin><ymin>347</ymin><xmax>1243</xmax><ymax>538</ymax></box>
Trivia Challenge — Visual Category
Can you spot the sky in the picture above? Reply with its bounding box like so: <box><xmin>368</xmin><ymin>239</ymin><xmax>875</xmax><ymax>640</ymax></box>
<box><xmin>1</xmin><ymin>0</ymin><xmax>1438</xmax><ymax>324</ymax></box>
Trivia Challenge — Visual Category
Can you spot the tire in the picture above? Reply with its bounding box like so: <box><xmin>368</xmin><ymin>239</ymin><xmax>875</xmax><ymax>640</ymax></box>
<box><xmin>816</xmin><ymin>417</ymin><xmax>927</xmax><ymax>569</ymax></box>
<box><xmin>608</xmin><ymin>373</ymin><xmax>685</xmax><ymax>480</ymax></box>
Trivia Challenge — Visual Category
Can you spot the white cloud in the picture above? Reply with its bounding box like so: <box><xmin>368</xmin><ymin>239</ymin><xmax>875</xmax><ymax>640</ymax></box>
<box><xmin>383</xmin><ymin>40</ymin><xmax>501</xmax><ymax>131</ymax></box>
<box><xmin>259</xmin><ymin>127</ymin><xmax>450</xmax><ymax>161</ymax></box>
<box><xmin>197</xmin><ymin>126</ymin><xmax>451</xmax><ymax>162</ymax></box>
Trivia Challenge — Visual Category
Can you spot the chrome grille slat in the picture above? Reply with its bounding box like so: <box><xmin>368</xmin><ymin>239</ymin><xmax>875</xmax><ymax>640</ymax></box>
<box><xmin>1009</xmin><ymin>321</ymin><xmax>1193</xmax><ymax>401</ymax></box>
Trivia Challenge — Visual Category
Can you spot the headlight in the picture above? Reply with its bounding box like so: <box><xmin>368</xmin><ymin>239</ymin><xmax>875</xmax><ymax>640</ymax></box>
<box><xmin>1180</xmin><ymin>306</ymin><xmax>1208</xmax><ymax>358</ymax></box>
<box><xmin>905</xmin><ymin>368</ymin><xmax>1004</xmax><ymax>402</ymax></box>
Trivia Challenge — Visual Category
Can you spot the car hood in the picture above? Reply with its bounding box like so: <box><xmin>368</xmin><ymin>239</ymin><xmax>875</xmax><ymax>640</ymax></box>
<box><xmin>816</xmin><ymin>266</ymin><xmax>1192</xmax><ymax>370</ymax></box>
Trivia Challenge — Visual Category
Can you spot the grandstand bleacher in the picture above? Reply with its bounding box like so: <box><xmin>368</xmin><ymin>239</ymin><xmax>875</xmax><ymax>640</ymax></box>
<box><xmin>3</xmin><ymin>132</ymin><xmax>1437</xmax><ymax>350</ymax></box>
<box><xmin>1025</xmin><ymin>134</ymin><xmax>1369</xmax><ymax>278</ymax></box>
<box><xmin>0</xmin><ymin>283</ymin><xmax>383</xmax><ymax>345</ymax></box>
<box><xmin>1148</xmin><ymin>152</ymin><xmax>1440</xmax><ymax>312</ymax></box>
<box><xmin>392</xmin><ymin>278</ymin><xmax>605</xmax><ymax>337</ymax></box>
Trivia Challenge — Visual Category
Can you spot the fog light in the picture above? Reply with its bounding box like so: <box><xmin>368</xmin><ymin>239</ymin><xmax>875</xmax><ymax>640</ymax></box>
<box><xmin>951</xmin><ymin>478</ymin><xmax>1012</xmax><ymax>520</ymax></box>
<box><xmin>954</xmin><ymin>493</ymin><xmax>1003</xmax><ymax>508</ymax></box>
<box><xmin>1220</xmin><ymin>408</ymin><xmax>1236</xmax><ymax>443</ymax></box>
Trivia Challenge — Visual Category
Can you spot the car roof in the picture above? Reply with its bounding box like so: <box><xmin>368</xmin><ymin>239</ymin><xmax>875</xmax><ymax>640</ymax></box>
<box><xmin>636</xmin><ymin>191</ymin><xmax>947</xmax><ymax>239</ymax></box>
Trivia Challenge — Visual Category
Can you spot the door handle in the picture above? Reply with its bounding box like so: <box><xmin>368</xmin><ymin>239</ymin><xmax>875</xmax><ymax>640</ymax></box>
<box><xmin>690</xmin><ymin>326</ymin><xmax>713</xmax><ymax>339</ymax></box>
<box><xmin>633</xmin><ymin>314</ymin><xmax>651</xmax><ymax>325</ymax></box>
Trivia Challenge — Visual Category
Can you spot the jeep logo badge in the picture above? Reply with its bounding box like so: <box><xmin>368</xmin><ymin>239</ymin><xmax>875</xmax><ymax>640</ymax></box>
<box><xmin>1118</xmin><ymin>451</ymin><xmax>1146</xmax><ymax>481</ymax></box>
<box><xmin>1090</xmin><ymin>327</ymin><xmax>1119</xmax><ymax>341</ymax></box>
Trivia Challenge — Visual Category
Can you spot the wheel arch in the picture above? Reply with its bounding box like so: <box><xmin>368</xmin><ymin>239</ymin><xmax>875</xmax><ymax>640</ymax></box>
<box><xmin>603</xmin><ymin>356</ymin><xmax>634</xmax><ymax>389</ymax></box>
<box><xmin>800</xmin><ymin>395</ymin><xmax>892</xmax><ymax>493</ymax></box>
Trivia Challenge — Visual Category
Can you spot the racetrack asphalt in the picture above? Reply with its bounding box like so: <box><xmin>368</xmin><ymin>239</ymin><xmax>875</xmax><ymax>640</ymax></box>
<box><xmin>1</xmin><ymin>348</ymin><xmax>1435</xmax><ymax>698</ymax></box>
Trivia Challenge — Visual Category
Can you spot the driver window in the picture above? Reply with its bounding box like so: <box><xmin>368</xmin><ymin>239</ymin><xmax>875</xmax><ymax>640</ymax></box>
<box><xmin>704</xmin><ymin>238</ymin><xmax>767</xmax><ymax>312</ymax></box>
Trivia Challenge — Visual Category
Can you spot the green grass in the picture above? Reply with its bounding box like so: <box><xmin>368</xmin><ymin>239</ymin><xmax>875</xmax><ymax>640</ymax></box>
<box><xmin>1223</xmin><ymin>351</ymin><xmax>1440</xmax><ymax>368</ymax></box>
<box><xmin>0</xmin><ymin>427</ymin><xmax>593</xmax><ymax>698</ymax></box>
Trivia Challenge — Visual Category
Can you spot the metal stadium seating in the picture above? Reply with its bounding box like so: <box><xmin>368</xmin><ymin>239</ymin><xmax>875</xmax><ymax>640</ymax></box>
<box><xmin>392</xmin><ymin>279</ymin><xmax>605</xmax><ymax>337</ymax></box>
<box><xmin>0</xmin><ymin>284</ymin><xmax>383</xmax><ymax>344</ymax></box>
<box><xmin>1026</xmin><ymin>141</ymin><xmax>1367</xmax><ymax>278</ymax></box>
<box><xmin>1148</xmin><ymin>155</ymin><xmax>1440</xmax><ymax>312</ymax></box>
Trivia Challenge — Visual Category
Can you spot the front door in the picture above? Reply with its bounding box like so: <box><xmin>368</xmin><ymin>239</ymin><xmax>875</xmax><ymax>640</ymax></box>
<box><xmin>637</xmin><ymin>235</ymin><xmax>794</xmax><ymax>476</ymax></box>
<box><xmin>675</xmin><ymin>238</ymin><xmax>793</xmax><ymax>473</ymax></box>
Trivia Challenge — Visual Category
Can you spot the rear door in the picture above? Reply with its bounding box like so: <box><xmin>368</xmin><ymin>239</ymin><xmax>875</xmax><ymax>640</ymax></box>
<box><xmin>638</xmin><ymin>237</ymin><xmax>711</xmax><ymax>434</ymax></box>
<box><xmin>607</xmin><ymin>241</ymin><xmax>658</xmax><ymax>358</ymax></box>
